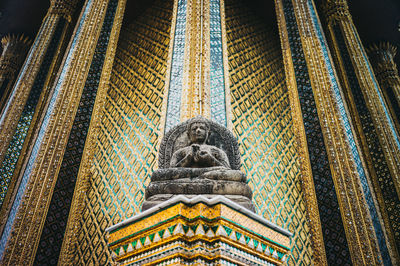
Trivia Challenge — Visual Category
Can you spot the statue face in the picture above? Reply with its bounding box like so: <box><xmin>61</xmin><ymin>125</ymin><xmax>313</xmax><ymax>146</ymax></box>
<box><xmin>189</xmin><ymin>122</ymin><xmax>208</xmax><ymax>143</ymax></box>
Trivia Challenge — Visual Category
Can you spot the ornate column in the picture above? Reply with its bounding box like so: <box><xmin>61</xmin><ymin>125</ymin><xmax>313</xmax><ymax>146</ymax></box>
<box><xmin>0</xmin><ymin>0</ymin><xmax>79</xmax><ymax>160</ymax></box>
<box><xmin>0</xmin><ymin>35</ymin><xmax>31</xmax><ymax>112</ymax></box>
<box><xmin>367</xmin><ymin>42</ymin><xmax>400</xmax><ymax>131</ymax></box>
<box><xmin>0</xmin><ymin>0</ymin><xmax>78</xmax><ymax>219</ymax></box>
<box><xmin>322</xmin><ymin>0</ymin><xmax>400</xmax><ymax>261</ymax></box>
<box><xmin>275</xmin><ymin>0</ymin><xmax>393</xmax><ymax>264</ymax></box>
<box><xmin>0</xmin><ymin>0</ymin><xmax>126</xmax><ymax>264</ymax></box>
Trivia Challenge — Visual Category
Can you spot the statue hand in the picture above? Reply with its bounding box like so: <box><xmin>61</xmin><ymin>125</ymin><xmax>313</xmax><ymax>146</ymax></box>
<box><xmin>198</xmin><ymin>150</ymin><xmax>212</xmax><ymax>160</ymax></box>
<box><xmin>192</xmin><ymin>144</ymin><xmax>200</xmax><ymax>162</ymax></box>
<box><xmin>191</xmin><ymin>144</ymin><xmax>200</xmax><ymax>152</ymax></box>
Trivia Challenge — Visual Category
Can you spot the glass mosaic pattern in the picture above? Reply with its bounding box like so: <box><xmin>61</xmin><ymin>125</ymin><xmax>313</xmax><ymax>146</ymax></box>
<box><xmin>33</xmin><ymin>1</ymin><xmax>119</xmax><ymax>264</ymax></box>
<box><xmin>165</xmin><ymin>0</ymin><xmax>187</xmax><ymax>132</ymax></box>
<box><xmin>307</xmin><ymin>3</ymin><xmax>390</xmax><ymax>262</ymax></box>
<box><xmin>0</xmin><ymin>18</ymin><xmax>66</xmax><ymax>208</ymax></box>
<box><xmin>225</xmin><ymin>1</ymin><xmax>312</xmax><ymax>264</ymax></box>
<box><xmin>332</xmin><ymin>22</ymin><xmax>399</xmax><ymax>259</ymax></box>
<box><xmin>281</xmin><ymin>0</ymin><xmax>352</xmax><ymax>264</ymax></box>
<box><xmin>72</xmin><ymin>1</ymin><xmax>173</xmax><ymax>264</ymax></box>
<box><xmin>210</xmin><ymin>0</ymin><xmax>227</xmax><ymax>126</ymax></box>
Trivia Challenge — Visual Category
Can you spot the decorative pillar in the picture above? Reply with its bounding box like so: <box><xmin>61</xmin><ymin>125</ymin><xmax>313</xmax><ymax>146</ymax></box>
<box><xmin>0</xmin><ymin>0</ymin><xmax>78</xmax><ymax>162</ymax></box>
<box><xmin>0</xmin><ymin>0</ymin><xmax>126</xmax><ymax>264</ymax></box>
<box><xmin>367</xmin><ymin>42</ymin><xmax>400</xmax><ymax>132</ymax></box>
<box><xmin>323</xmin><ymin>0</ymin><xmax>400</xmax><ymax>261</ymax></box>
<box><xmin>0</xmin><ymin>35</ymin><xmax>31</xmax><ymax>112</ymax></box>
<box><xmin>162</xmin><ymin>0</ymin><xmax>231</xmax><ymax>132</ymax></box>
<box><xmin>275</xmin><ymin>0</ymin><xmax>392</xmax><ymax>264</ymax></box>
<box><xmin>0</xmin><ymin>0</ymin><xmax>78</xmax><ymax>222</ymax></box>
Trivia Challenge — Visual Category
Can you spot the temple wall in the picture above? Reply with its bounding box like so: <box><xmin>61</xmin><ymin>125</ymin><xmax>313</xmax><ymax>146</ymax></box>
<box><xmin>74</xmin><ymin>0</ymin><xmax>312</xmax><ymax>264</ymax></box>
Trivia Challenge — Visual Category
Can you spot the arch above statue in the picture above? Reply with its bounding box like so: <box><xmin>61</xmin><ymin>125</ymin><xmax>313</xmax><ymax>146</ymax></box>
<box><xmin>158</xmin><ymin>116</ymin><xmax>241</xmax><ymax>170</ymax></box>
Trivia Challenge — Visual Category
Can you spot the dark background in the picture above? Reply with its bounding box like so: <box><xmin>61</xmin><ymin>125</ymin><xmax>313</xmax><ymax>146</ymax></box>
<box><xmin>0</xmin><ymin>0</ymin><xmax>399</xmax><ymax>68</ymax></box>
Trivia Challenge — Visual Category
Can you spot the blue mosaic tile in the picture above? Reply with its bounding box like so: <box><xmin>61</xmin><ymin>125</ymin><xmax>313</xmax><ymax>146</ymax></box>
<box><xmin>165</xmin><ymin>0</ymin><xmax>187</xmax><ymax>132</ymax></box>
<box><xmin>210</xmin><ymin>0</ymin><xmax>227</xmax><ymax>126</ymax></box>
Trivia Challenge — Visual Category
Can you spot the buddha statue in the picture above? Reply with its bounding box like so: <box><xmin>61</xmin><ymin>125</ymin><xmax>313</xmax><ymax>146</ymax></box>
<box><xmin>170</xmin><ymin>119</ymin><xmax>230</xmax><ymax>168</ymax></box>
<box><xmin>142</xmin><ymin>116</ymin><xmax>254</xmax><ymax>211</ymax></box>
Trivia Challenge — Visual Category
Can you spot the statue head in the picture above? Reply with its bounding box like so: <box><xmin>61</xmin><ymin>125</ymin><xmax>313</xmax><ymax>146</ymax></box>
<box><xmin>187</xmin><ymin>116</ymin><xmax>210</xmax><ymax>144</ymax></box>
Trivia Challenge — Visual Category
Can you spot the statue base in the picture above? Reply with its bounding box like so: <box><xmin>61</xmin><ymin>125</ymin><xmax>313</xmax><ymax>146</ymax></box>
<box><xmin>106</xmin><ymin>195</ymin><xmax>291</xmax><ymax>265</ymax></box>
<box><xmin>143</xmin><ymin>194</ymin><xmax>255</xmax><ymax>212</ymax></box>
<box><xmin>144</xmin><ymin>168</ymin><xmax>255</xmax><ymax>211</ymax></box>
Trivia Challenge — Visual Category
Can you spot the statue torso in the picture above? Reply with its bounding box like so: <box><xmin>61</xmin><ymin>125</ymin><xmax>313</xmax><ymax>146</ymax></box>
<box><xmin>170</xmin><ymin>143</ymin><xmax>230</xmax><ymax>168</ymax></box>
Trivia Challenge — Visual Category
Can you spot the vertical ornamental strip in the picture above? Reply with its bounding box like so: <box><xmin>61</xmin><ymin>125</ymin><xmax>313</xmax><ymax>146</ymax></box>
<box><xmin>0</xmin><ymin>0</ymin><xmax>122</xmax><ymax>264</ymax></box>
<box><xmin>179</xmin><ymin>0</ymin><xmax>211</xmax><ymax>122</ymax></box>
<box><xmin>323</xmin><ymin>0</ymin><xmax>400</xmax><ymax>194</ymax></box>
<box><xmin>36</xmin><ymin>0</ymin><xmax>125</xmax><ymax>263</ymax></box>
<box><xmin>209</xmin><ymin>0</ymin><xmax>230</xmax><ymax>127</ymax></box>
<box><xmin>164</xmin><ymin>0</ymin><xmax>189</xmax><ymax>132</ymax></box>
<box><xmin>276</xmin><ymin>0</ymin><xmax>390</xmax><ymax>264</ymax></box>
<box><xmin>0</xmin><ymin>35</ymin><xmax>31</xmax><ymax>113</ymax></box>
<box><xmin>163</xmin><ymin>0</ymin><xmax>230</xmax><ymax>133</ymax></box>
<box><xmin>323</xmin><ymin>1</ymin><xmax>400</xmax><ymax>261</ymax></box>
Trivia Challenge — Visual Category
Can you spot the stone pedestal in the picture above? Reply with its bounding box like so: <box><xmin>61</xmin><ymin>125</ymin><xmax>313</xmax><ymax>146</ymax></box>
<box><xmin>106</xmin><ymin>195</ymin><xmax>291</xmax><ymax>265</ymax></box>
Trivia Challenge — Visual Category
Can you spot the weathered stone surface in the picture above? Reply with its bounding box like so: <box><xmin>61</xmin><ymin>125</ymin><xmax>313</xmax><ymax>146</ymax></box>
<box><xmin>142</xmin><ymin>116</ymin><xmax>255</xmax><ymax>211</ymax></box>
<box><xmin>142</xmin><ymin>195</ymin><xmax>256</xmax><ymax>212</ymax></box>
<box><xmin>146</xmin><ymin>179</ymin><xmax>252</xmax><ymax>198</ymax></box>
<box><xmin>151</xmin><ymin>167</ymin><xmax>246</xmax><ymax>182</ymax></box>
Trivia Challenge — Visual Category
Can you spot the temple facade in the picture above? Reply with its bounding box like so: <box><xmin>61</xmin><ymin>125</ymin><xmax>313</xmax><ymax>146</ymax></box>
<box><xmin>0</xmin><ymin>0</ymin><xmax>399</xmax><ymax>264</ymax></box>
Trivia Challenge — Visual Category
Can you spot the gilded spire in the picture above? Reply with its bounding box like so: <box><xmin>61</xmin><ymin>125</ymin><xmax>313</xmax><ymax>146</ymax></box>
<box><xmin>367</xmin><ymin>42</ymin><xmax>400</xmax><ymax>132</ymax></box>
<box><xmin>0</xmin><ymin>34</ymin><xmax>31</xmax><ymax>78</ymax></box>
<box><xmin>367</xmin><ymin>42</ymin><xmax>399</xmax><ymax>85</ymax></box>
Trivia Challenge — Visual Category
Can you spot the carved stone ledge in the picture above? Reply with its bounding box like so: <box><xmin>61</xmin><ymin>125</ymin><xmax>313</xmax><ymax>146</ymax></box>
<box><xmin>107</xmin><ymin>196</ymin><xmax>291</xmax><ymax>265</ymax></box>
